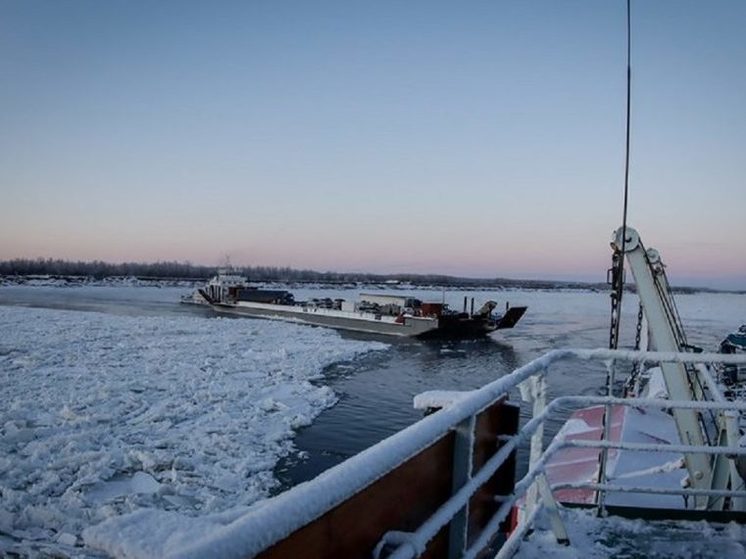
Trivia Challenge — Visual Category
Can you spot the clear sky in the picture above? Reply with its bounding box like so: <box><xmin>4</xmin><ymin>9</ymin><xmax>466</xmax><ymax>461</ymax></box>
<box><xmin>1</xmin><ymin>1</ymin><xmax>744</xmax><ymax>289</ymax></box>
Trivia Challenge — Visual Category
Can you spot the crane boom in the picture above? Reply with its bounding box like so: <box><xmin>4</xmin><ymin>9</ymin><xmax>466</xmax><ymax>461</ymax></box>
<box><xmin>611</xmin><ymin>226</ymin><xmax>713</xmax><ymax>507</ymax></box>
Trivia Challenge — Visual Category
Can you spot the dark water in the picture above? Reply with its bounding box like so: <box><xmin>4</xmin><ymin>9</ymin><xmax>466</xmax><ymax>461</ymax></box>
<box><xmin>275</xmin><ymin>334</ymin><xmax>525</xmax><ymax>486</ymax></box>
<box><xmin>2</xmin><ymin>284</ymin><xmax>740</xmax><ymax>492</ymax></box>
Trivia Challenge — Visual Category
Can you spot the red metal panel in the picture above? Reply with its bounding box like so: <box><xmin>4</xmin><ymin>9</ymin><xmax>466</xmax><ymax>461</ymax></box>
<box><xmin>420</xmin><ymin>303</ymin><xmax>444</xmax><ymax>317</ymax></box>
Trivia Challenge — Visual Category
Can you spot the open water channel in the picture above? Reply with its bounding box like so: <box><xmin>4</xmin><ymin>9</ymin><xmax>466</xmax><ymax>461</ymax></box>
<box><xmin>1</xmin><ymin>283</ymin><xmax>742</xmax><ymax>492</ymax></box>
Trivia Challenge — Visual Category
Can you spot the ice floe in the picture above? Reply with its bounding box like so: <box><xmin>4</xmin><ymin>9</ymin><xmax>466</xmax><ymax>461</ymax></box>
<box><xmin>0</xmin><ymin>306</ymin><xmax>386</xmax><ymax>557</ymax></box>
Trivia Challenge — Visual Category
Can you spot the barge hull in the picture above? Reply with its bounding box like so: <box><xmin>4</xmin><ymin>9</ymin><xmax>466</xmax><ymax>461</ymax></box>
<box><xmin>211</xmin><ymin>303</ymin><xmax>439</xmax><ymax>337</ymax></box>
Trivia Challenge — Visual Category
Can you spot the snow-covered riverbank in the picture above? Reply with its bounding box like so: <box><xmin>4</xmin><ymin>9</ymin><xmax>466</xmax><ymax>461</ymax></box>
<box><xmin>0</xmin><ymin>306</ymin><xmax>386</xmax><ymax>557</ymax></box>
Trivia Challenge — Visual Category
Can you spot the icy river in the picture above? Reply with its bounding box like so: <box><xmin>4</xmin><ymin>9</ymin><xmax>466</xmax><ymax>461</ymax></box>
<box><xmin>0</xmin><ymin>283</ymin><xmax>743</xmax><ymax>557</ymax></box>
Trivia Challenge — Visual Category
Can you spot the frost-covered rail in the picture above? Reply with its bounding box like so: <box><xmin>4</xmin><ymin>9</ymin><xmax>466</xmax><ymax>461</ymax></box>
<box><xmin>166</xmin><ymin>349</ymin><xmax>746</xmax><ymax>559</ymax></box>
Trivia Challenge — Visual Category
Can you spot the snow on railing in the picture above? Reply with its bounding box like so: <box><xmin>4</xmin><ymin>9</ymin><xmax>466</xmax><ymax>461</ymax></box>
<box><xmin>496</xmin><ymin>396</ymin><xmax>746</xmax><ymax>559</ymax></box>
<box><xmin>172</xmin><ymin>349</ymin><xmax>574</xmax><ymax>559</ymax></box>
<box><xmin>493</xmin><ymin>352</ymin><xmax>746</xmax><ymax>559</ymax></box>
<box><xmin>383</xmin><ymin>350</ymin><xmax>746</xmax><ymax>559</ymax></box>
<box><xmin>172</xmin><ymin>349</ymin><xmax>746</xmax><ymax>559</ymax></box>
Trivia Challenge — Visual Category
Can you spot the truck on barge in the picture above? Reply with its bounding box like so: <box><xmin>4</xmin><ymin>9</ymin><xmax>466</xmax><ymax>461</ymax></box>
<box><xmin>183</xmin><ymin>273</ymin><xmax>526</xmax><ymax>339</ymax></box>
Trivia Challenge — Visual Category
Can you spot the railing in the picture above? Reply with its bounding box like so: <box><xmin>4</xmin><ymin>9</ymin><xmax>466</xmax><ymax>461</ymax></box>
<box><xmin>381</xmin><ymin>349</ymin><xmax>746</xmax><ymax>559</ymax></box>
<box><xmin>490</xmin><ymin>349</ymin><xmax>746</xmax><ymax>558</ymax></box>
<box><xmin>172</xmin><ymin>349</ymin><xmax>746</xmax><ymax>559</ymax></box>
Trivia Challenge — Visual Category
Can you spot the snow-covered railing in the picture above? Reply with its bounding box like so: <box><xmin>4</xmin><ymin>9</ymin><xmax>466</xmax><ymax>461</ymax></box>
<box><xmin>178</xmin><ymin>349</ymin><xmax>746</xmax><ymax>559</ymax></box>
<box><xmin>381</xmin><ymin>349</ymin><xmax>746</xmax><ymax>559</ymax></box>
<box><xmin>495</xmin><ymin>351</ymin><xmax>746</xmax><ymax>559</ymax></box>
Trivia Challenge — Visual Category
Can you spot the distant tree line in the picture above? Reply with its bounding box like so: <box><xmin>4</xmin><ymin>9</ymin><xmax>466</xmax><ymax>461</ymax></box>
<box><xmin>0</xmin><ymin>257</ymin><xmax>728</xmax><ymax>293</ymax></box>
<box><xmin>0</xmin><ymin>258</ymin><xmax>216</xmax><ymax>280</ymax></box>
<box><xmin>0</xmin><ymin>256</ymin><xmax>592</xmax><ymax>288</ymax></box>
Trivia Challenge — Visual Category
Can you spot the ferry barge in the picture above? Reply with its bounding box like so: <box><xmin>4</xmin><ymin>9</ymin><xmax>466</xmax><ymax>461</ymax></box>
<box><xmin>183</xmin><ymin>274</ymin><xmax>526</xmax><ymax>339</ymax></box>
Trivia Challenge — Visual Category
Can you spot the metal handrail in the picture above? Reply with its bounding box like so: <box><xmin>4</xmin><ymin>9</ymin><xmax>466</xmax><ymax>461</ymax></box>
<box><xmin>171</xmin><ymin>349</ymin><xmax>746</xmax><ymax>559</ymax></box>
<box><xmin>384</xmin><ymin>350</ymin><xmax>746</xmax><ymax>559</ymax></box>
<box><xmin>495</xmin><ymin>364</ymin><xmax>746</xmax><ymax>557</ymax></box>
<box><xmin>493</xmin><ymin>402</ymin><xmax>746</xmax><ymax>558</ymax></box>
<box><xmin>174</xmin><ymin>349</ymin><xmax>574</xmax><ymax>559</ymax></box>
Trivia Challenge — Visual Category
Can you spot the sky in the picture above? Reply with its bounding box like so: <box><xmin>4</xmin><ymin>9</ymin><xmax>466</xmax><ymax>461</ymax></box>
<box><xmin>1</xmin><ymin>1</ymin><xmax>744</xmax><ymax>289</ymax></box>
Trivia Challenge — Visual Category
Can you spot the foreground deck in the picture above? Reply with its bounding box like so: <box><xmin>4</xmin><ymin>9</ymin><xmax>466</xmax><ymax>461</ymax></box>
<box><xmin>515</xmin><ymin>507</ymin><xmax>746</xmax><ymax>558</ymax></box>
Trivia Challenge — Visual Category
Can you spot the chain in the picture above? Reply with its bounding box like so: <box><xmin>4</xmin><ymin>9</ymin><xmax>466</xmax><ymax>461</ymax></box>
<box><xmin>608</xmin><ymin>251</ymin><xmax>623</xmax><ymax>350</ymax></box>
<box><xmin>623</xmin><ymin>303</ymin><xmax>645</xmax><ymax>396</ymax></box>
<box><xmin>634</xmin><ymin>302</ymin><xmax>643</xmax><ymax>350</ymax></box>
<box><xmin>608</xmin><ymin>294</ymin><xmax>619</xmax><ymax>349</ymax></box>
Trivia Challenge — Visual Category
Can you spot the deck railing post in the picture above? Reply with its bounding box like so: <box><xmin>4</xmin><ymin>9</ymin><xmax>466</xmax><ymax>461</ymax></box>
<box><xmin>536</xmin><ymin>473</ymin><xmax>569</xmax><ymax>545</ymax></box>
<box><xmin>597</xmin><ymin>359</ymin><xmax>616</xmax><ymax>516</ymax></box>
<box><xmin>519</xmin><ymin>373</ymin><xmax>547</xmax><ymax>519</ymax></box>
<box><xmin>724</xmin><ymin>410</ymin><xmax>746</xmax><ymax>512</ymax></box>
<box><xmin>708</xmin><ymin>409</ymin><xmax>744</xmax><ymax>511</ymax></box>
<box><xmin>448</xmin><ymin>414</ymin><xmax>475</xmax><ymax>559</ymax></box>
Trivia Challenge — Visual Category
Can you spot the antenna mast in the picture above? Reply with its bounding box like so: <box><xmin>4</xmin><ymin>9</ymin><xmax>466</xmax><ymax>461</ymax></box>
<box><xmin>609</xmin><ymin>0</ymin><xmax>633</xmax><ymax>350</ymax></box>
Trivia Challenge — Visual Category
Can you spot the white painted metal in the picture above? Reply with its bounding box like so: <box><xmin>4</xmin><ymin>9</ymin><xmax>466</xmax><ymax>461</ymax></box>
<box><xmin>519</xmin><ymin>376</ymin><xmax>570</xmax><ymax>545</ymax></box>
<box><xmin>536</xmin><ymin>473</ymin><xmax>569</xmax><ymax>545</ymax></box>
<box><xmin>554</xmin><ymin>482</ymin><xmax>746</xmax><ymax>500</ymax></box>
<box><xmin>726</xmin><ymin>410</ymin><xmax>746</xmax><ymax>511</ymax></box>
<box><xmin>707</xmin><ymin>410</ymin><xmax>746</xmax><ymax>511</ymax></box>
<box><xmin>519</xmin><ymin>375</ymin><xmax>546</xmax><ymax>518</ymax></box>
<box><xmin>612</xmin><ymin>226</ymin><xmax>713</xmax><ymax>507</ymax></box>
